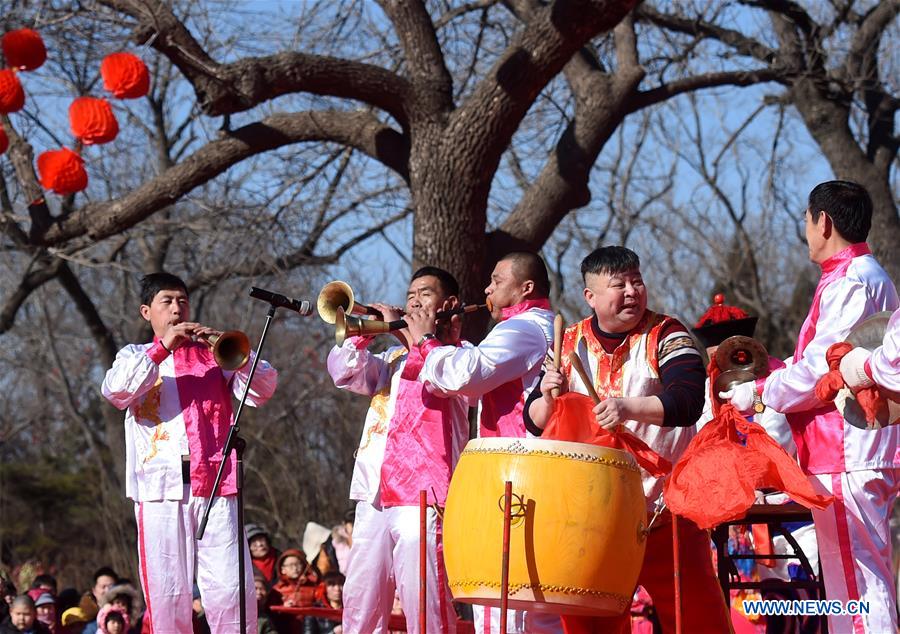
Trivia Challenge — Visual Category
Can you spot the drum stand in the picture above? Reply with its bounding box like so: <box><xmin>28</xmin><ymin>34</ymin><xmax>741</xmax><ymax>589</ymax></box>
<box><xmin>197</xmin><ymin>302</ymin><xmax>279</xmax><ymax>634</ymax></box>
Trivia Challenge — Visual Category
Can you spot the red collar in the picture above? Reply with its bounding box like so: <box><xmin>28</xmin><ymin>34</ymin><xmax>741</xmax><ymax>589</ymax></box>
<box><xmin>821</xmin><ymin>242</ymin><xmax>870</xmax><ymax>273</ymax></box>
<box><xmin>500</xmin><ymin>298</ymin><xmax>552</xmax><ymax>321</ymax></box>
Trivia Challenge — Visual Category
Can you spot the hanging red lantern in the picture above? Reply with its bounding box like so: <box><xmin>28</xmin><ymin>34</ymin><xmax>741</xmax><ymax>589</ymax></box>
<box><xmin>0</xmin><ymin>69</ymin><xmax>25</xmax><ymax>113</ymax></box>
<box><xmin>37</xmin><ymin>147</ymin><xmax>88</xmax><ymax>195</ymax></box>
<box><xmin>69</xmin><ymin>97</ymin><xmax>119</xmax><ymax>145</ymax></box>
<box><xmin>101</xmin><ymin>52</ymin><xmax>149</xmax><ymax>99</ymax></box>
<box><xmin>0</xmin><ymin>125</ymin><xmax>7</xmax><ymax>154</ymax></box>
<box><xmin>2</xmin><ymin>29</ymin><xmax>46</xmax><ymax>71</ymax></box>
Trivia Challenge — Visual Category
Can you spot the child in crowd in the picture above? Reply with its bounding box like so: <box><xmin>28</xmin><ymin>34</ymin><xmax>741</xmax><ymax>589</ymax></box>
<box><xmin>252</xmin><ymin>572</ymin><xmax>276</xmax><ymax>634</ymax></box>
<box><xmin>94</xmin><ymin>606</ymin><xmax>127</xmax><ymax>634</ymax></box>
<box><xmin>272</xmin><ymin>550</ymin><xmax>319</xmax><ymax>609</ymax></box>
<box><xmin>1</xmin><ymin>595</ymin><xmax>51</xmax><ymax>634</ymax></box>
<box><xmin>31</xmin><ymin>595</ymin><xmax>55</xmax><ymax>634</ymax></box>
<box><xmin>303</xmin><ymin>572</ymin><xmax>344</xmax><ymax>634</ymax></box>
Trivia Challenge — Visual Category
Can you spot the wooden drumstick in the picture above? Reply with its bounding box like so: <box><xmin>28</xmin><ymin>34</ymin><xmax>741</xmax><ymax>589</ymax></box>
<box><xmin>567</xmin><ymin>350</ymin><xmax>601</xmax><ymax>405</ymax></box>
<box><xmin>550</xmin><ymin>313</ymin><xmax>564</xmax><ymax>398</ymax></box>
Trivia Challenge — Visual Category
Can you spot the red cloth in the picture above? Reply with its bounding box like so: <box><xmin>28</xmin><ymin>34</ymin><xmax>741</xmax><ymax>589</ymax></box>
<box><xmin>664</xmin><ymin>361</ymin><xmax>832</xmax><ymax>529</ymax></box>
<box><xmin>815</xmin><ymin>341</ymin><xmax>884</xmax><ymax>424</ymax></box>
<box><xmin>543</xmin><ymin>392</ymin><xmax>671</xmax><ymax>477</ymax></box>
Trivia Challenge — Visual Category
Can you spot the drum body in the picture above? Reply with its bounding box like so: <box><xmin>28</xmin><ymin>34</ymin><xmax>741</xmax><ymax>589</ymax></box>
<box><xmin>443</xmin><ymin>437</ymin><xmax>647</xmax><ymax>616</ymax></box>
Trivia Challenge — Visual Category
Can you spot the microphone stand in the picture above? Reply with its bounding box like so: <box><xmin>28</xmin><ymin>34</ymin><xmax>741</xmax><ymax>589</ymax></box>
<box><xmin>197</xmin><ymin>302</ymin><xmax>278</xmax><ymax>633</ymax></box>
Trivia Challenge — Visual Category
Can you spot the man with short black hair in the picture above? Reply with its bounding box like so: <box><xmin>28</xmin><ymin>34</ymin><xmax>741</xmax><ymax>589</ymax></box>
<box><xmin>723</xmin><ymin>180</ymin><xmax>900</xmax><ymax>633</ymax></box>
<box><xmin>408</xmin><ymin>251</ymin><xmax>558</xmax><ymax>633</ymax></box>
<box><xmin>526</xmin><ymin>245</ymin><xmax>729</xmax><ymax>633</ymax></box>
<box><xmin>328</xmin><ymin>266</ymin><xmax>469</xmax><ymax>633</ymax></box>
<box><xmin>102</xmin><ymin>272</ymin><xmax>278</xmax><ymax>633</ymax></box>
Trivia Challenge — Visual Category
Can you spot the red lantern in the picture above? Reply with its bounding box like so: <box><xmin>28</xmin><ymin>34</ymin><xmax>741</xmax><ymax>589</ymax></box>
<box><xmin>69</xmin><ymin>97</ymin><xmax>119</xmax><ymax>145</ymax></box>
<box><xmin>37</xmin><ymin>148</ymin><xmax>88</xmax><ymax>195</ymax></box>
<box><xmin>0</xmin><ymin>69</ymin><xmax>25</xmax><ymax>114</ymax></box>
<box><xmin>2</xmin><ymin>29</ymin><xmax>46</xmax><ymax>71</ymax></box>
<box><xmin>101</xmin><ymin>52</ymin><xmax>149</xmax><ymax>99</ymax></box>
<box><xmin>0</xmin><ymin>125</ymin><xmax>7</xmax><ymax>154</ymax></box>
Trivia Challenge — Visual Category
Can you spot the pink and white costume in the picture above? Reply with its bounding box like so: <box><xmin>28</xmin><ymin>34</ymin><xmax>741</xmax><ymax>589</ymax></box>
<box><xmin>418</xmin><ymin>299</ymin><xmax>561</xmax><ymax>634</ymax></box>
<box><xmin>327</xmin><ymin>337</ymin><xmax>470</xmax><ymax>634</ymax></box>
<box><xmin>101</xmin><ymin>339</ymin><xmax>277</xmax><ymax>634</ymax></box>
<box><xmin>756</xmin><ymin>243</ymin><xmax>900</xmax><ymax>633</ymax></box>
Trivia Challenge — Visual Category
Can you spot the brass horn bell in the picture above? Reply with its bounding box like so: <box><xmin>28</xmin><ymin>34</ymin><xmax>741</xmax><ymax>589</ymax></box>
<box><xmin>317</xmin><ymin>280</ymin><xmax>381</xmax><ymax>324</ymax></box>
<box><xmin>206</xmin><ymin>331</ymin><xmax>251</xmax><ymax>371</ymax></box>
<box><xmin>713</xmin><ymin>335</ymin><xmax>769</xmax><ymax>395</ymax></box>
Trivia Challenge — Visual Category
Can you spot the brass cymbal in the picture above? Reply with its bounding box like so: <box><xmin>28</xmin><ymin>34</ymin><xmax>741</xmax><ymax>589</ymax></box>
<box><xmin>714</xmin><ymin>335</ymin><xmax>768</xmax><ymax>375</ymax></box>
<box><xmin>847</xmin><ymin>311</ymin><xmax>892</xmax><ymax>350</ymax></box>
<box><xmin>713</xmin><ymin>369</ymin><xmax>757</xmax><ymax>395</ymax></box>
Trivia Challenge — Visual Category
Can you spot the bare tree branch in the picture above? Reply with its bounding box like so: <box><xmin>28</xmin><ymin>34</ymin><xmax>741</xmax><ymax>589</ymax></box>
<box><xmin>96</xmin><ymin>0</ymin><xmax>412</xmax><ymax>125</ymax></box>
<box><xmin>38</xmin><ymin>111</ymin><xmax>409</xmax><ymax>246</ymax></box>
<box><xmin>377</xmin><ymin>0</ymin><xmax>454</xmax><ymax>115</ymax></box>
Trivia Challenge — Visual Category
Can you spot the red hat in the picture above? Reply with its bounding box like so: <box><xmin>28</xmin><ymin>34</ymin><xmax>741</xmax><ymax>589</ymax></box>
<box><xmin>693</xmin><ymin>293</ymin><xmax>758</xmax><ymax>347</ymax></box>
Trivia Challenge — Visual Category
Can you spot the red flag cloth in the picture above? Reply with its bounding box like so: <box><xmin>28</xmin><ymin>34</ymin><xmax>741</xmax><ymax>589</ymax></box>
<box><xmin>543</xmin><ymin>392</ymin><xmax>671</xmax><ymax>477</ymax></box>
<box><xmin>815</xmin><ymin>341</ymin><xmax>883</xmax><ymax>424</ymax></box>
<box><xmin>664</xmin><ymin>359</ymin><xmax>832</xmax><ymax>529</ymax></box>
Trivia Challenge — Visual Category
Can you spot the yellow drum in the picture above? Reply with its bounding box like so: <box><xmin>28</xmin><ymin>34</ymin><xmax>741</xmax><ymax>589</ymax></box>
<box><xmin>443</xmin><ymin>437</ymin><xmax>647</xmax><ymax>616</ymax></box>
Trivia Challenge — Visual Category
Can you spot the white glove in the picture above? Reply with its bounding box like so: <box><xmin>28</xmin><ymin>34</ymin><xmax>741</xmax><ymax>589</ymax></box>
<box><xmin>839</xmin><ymin>347</ymin><xmax>874</xmax><ymax>390</ymax></box>
<box><xmin>719</xmin><ymin>380</ymin><xmax>757</xmax><ymax>413</ymax></box>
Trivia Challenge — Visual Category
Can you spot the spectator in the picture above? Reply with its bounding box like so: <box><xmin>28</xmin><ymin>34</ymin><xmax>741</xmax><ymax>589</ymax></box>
<box><xmin>32</xmin><ymin>595</ymin><xmax>55</xmax><ymax>634</ymax></box>
<box><xmin>252</xmin><ymin>572</ymin><xmax>276</xmax><ymax>634</ymax></box>
<box><xmin>190</xmin><ymin>585</ymin><xmax>209</xmax><ymax>634</ymax></box>
<box><xmin>271</xmin><ymin>550</ymin><xmax>318</xmax><ymax>609</ymax></box>
<box><xmin>309</xmin><ymin>514</ymin><xmax>353</xmax><ymax>578</ymax></box>
<box><xmin>78</xmin><ymin>569</ymin><xmax>117</xmax><ymax>624</ymax></box>
<box><xmin>302</xmin><ymin>573</ymin><xmax>344</xmax><ymax>634</ymax></box>
<box><xmin>246</xmin><ymin>524</ymin><xmax>280</xmax><ymax>586</ymax></box>
<box><xmin>59</xmin><ymin>607</ymin><xmax>88</xmax><ymax>634</ymax></box>
<box><xmin>1</xmin><ymin>595</ymin><xmax>51</xmax><ymax>633</ymax></box>
<box><xmin>83</xmin><ymin>585</ymin><xmax>141</xmax><ymax>634</ymax></box>
<box><xmin>53</xmin><ymin>592</ymin><xmax>78</xmax><ymax>618</ymax></box>
<box><xmin>94</xmin><ymin>605</ymin><xmax>127</xmax><ymax>634</ymax></box>
<box><xmin>28</xmin><ymin>579</ymin><xmax>56</xmax><ymax>599</ymax></box>
<box><xmin>1</xmin><ymin>580</ymin><xmax>16</xmax><ymax>624</ymax></box>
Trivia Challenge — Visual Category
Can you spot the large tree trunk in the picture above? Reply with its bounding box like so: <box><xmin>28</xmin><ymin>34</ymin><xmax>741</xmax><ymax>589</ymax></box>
<box><xmin>790</xmin><ymin>78</ymin><xmax>900</xmax><ymax>279</ymax></box>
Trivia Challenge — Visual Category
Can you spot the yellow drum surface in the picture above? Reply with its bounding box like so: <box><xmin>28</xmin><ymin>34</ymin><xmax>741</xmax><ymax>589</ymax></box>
<box><xmin>443</xmin><ymin>437</ymin><xmax>647</xmax><ymax>616</ymax></box>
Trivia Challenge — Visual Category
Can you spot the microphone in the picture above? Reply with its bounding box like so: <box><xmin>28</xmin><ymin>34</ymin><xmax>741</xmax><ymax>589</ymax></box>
<box><xmin>249</xmin><ymin>287</ymin><xmax>313</xmax><ymax>316</ymax></box>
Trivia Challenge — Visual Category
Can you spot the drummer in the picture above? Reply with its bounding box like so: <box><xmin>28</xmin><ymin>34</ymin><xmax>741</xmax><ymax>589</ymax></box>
<box><xmin>524</xmin><ymin>246</ymin><xmax>731</xmax><ymax>633</ymax></box>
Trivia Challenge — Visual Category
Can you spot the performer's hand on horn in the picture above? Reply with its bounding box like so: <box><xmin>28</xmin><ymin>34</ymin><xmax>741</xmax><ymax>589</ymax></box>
<box><xmin>372</xmin><ymin>302</ymin><xmax>411</xmax><ymax>349</ymax></box>
<box><xmin>405</xmin><ymin>305</ymin><xmax>438</xmax><ymax>348</ymax></box>
<box><xmin>161</xmin><ymin>321</ymin><xmax>202</xmax><ymax>352</ymax></box>
<box><xmin>594</xmin><ymin>397</ymin><xmax>625</xmax><ymax>430</ymax></box>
